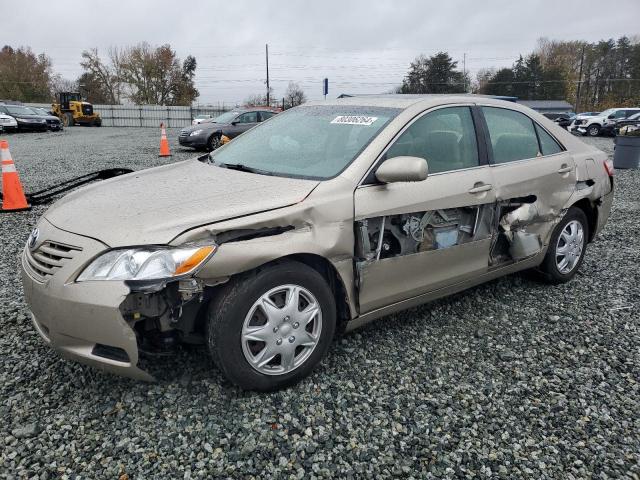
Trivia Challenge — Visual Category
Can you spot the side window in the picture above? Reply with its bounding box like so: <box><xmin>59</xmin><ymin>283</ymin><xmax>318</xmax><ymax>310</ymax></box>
<box><xmin>259</xmin><ymin>111</ymin><xmax>275</xmax><ymax>122</ymax></box>
<box><xmin>237</xmin><ymin>112</ymin><xmax>258</xmax><ymax>124</ymax></box>
<box><xmin>534</xmin><ymin>124</ymin><xmax>563</xmax><ymax>156</ymax></box>
<box><xmin>386</xmin><ymin>106</ymin><xmax>479</xmax><ymax>174</ymax></box>
<box><xmin>482</xmin><ymin>107</ymin><xmax>540</xmax><ymax>163</ymax></box>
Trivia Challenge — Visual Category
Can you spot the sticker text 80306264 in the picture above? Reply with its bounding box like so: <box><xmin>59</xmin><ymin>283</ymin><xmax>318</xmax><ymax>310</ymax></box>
<box><xmin>331</xmin><ymin>115</ymin><xmax>378</xmax><ymax>126</ymax></box>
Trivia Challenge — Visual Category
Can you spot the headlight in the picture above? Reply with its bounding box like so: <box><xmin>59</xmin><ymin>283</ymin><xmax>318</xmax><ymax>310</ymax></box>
<box><xmin>76</xmin><ymin>245</ymin><xmax>216</xmax><ymax>282</ymax></box>
<box><xmin>16</xmin><ymin>117</ymin><xmax>29</xmax><ymax>122</ymax></box>
<box><xmin>189</xmin><ymin>129</ymin><xmax>203</xmax><ymax>136</ymax></box>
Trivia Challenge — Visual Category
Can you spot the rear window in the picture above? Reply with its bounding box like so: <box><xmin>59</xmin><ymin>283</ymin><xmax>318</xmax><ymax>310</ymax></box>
<box><xmin>535</xmin><ymin>124</ymin><xmax>563</xmax><ymax>155</ymax></box>
<box><xmin>482</xmin><ymin>107</ymin><xmax>540</xmax><ymax>163</ymax></box>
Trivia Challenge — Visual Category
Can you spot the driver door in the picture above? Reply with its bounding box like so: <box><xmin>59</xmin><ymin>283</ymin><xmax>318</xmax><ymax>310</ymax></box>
<box><xmin>355</xmin><ymin>105</ymin><xmax>496</xmax><ymax>313</ymax></box>
<box><xmin>227</xmin><ymin>111</ymin><xmax>259</xmax><ymax>138</ymax></box>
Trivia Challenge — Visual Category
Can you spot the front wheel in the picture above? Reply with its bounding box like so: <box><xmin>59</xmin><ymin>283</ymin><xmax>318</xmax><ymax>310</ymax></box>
<box><xmin>536</xmin><ymin>207</ymin><xmax>588</xmax><ymax>284</ymax></box>
<box><xmin>206</xmin><ymin>133</ymin><xmax>222</xmax><ymax>151</ymax></box>
<box><xmin>587</xmin><ymin>124</ymin><xmax>600</xmax><ymax>136</ymax></box>
<box><xmin>207</xmin><ymin>260</ymin><xmax>336</xmax><ymax>391</ymax></box>
<box><xmin>63</xmin><ymin>112</ymin><xmax>74</xmax><ymax>127</ymax></box>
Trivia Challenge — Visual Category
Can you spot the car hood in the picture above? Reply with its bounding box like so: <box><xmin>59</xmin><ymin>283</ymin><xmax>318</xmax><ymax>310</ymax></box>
<box><xmin>183</xmin><ymin>122</ymin><xmax>229</xmax><ymax>133</ymax></box>
<box><xmin>44</xmin><ymin>159</ymin><xmax>320</xmax><ymax>246</ymax></box>
<box><xmin>12</xmin><ymin>114</ymin><xmax>44</xmax><ymax>119</ymax></box>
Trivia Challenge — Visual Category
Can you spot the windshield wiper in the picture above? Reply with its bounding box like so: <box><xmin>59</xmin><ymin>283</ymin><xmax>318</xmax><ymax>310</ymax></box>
<box><xmin>213</xmin><ymin>160</ymin><xmax>274</xmax><ymax>176</ymax></box>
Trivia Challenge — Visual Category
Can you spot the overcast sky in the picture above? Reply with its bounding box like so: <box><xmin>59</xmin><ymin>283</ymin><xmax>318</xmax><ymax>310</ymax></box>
<box><xmin>4</xmin><ymin>0</ymin><xmax>639</xmax><ymax>105</ymax></box>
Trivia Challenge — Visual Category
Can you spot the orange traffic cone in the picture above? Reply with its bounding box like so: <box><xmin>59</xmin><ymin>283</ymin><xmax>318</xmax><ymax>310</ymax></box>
<box><xmin>1</xmin><ymin>140</ymin><xmax>30</xmax><ymax>212</ymax></box>
<box><xmin>159</xmin><ymin>123</ymin><xmax>171</xmax><ymax>157</ymax></box>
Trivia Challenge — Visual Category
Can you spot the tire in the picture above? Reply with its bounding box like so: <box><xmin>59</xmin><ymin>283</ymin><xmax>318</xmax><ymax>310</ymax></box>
<box><xmin>587</xmin><ymin>124</ymin><xmax>600</xmax><ymax>136</ymax></box>
<box><xmin>94</xmin><ymin>119</ymin><xmax>102</xmax><ymax>127</ymax></box>
<box><xmin>206</xmin><ymin>133</ymin><xmax>222</xmax><ymax>152</ymax></box>
<box><xmin>63</xmin><ymin>112</ymin><xmax>74</xmax><ymax>127</ymax></box>
<box><xmin>536</xmin><ymin>207</ymin><xmax>588</xmax><ymax>284</ymax></box>
<box><xmin>207</xmin><ymin>260</ymin><xmax>336</xmax><ymax>391</ymax></box>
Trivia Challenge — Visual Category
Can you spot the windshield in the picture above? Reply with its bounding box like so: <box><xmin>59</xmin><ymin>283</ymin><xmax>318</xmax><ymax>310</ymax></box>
<box><xmin>211</xmin><ymin>105</ymin><xmax>400</xmax><ymax>179</ymax></box>
<box><xmin>29</xmin><ymin>108</ymin><xmax>47</xmax><ymax>115</ymax></box>
<box><xmin>211</xmin><ymin>111</ymin><xmax>241</xmax><ymax>124</ymax></box>
<box><xmin>600</xmin><ymin>109</ymin><xmax>615</xmax><ymax>117</ymax></box>
<box><xmin>6</xmin><ymin>106</ymin><xmax>36</xmax><ymax>115</ymax></box>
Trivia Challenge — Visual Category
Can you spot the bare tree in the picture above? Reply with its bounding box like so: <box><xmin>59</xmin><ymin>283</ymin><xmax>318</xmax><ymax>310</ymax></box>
<box><xmin>79</xmin><ymin>44</ymin><xmax>198</xmax><ymax>105</ymax></box>
<box><xmin>119</xmin><ymin>43</ymin><xmax>198</xmax><ymax>105</ymax></box>
<box><xmin>49</xmin><ymin>74</ymin><xmax>77</xmax><ymax>97</ymax></box>
<box><xmin>80</xmin><ymin>48</ymin><xmax>122</xmax><ymax>104</ymax></box>
<box><xmin>283</xmin><ymin>82</ymin><xmax>307</xmax><ymax>109</ymax></box>
<box><xmin>244</xmin><ymin>87</ymin><xmax>274</xmax><ymax>107</ymax></box>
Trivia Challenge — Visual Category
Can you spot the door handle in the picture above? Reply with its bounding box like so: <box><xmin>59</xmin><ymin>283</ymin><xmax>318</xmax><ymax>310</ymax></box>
<box><xmin>468</xmin><ymin>183</ymin><xmax>493</xmax><ymax>194</ymax></box>
<box><xmin>557</xmin><ymin>164</ymin><xmax>573</xmax><ymax>174</ymax></box>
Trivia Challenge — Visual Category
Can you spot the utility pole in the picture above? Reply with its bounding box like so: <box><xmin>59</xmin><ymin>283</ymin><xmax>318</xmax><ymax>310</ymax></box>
<box><xmin>265</xmin><ymin>44</ymin><xmax>270</xmax><ymax>107</ymax></box>
<box><xmin>574</xmin><ymin>45</ymin><xmax>585</xmax><ymax>113</ymax></box>
<box><xmin>463</xmin><ymin>53</ymin><xmax>467</xmax><ymax>92</ymax></box>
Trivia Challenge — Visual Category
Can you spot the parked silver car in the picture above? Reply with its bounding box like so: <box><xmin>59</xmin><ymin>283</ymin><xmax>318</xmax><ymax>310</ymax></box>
<box><xmin>21</xmin><ymin>95</ymin><xmax>614</xmax><ymax>390</ymax></box>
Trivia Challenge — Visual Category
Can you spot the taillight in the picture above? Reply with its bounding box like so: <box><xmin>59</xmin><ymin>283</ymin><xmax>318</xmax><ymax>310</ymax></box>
<box><xmin>603</xmin><ymin>158</ymin><xmax>614</xmax><ymax>177</ymax></box>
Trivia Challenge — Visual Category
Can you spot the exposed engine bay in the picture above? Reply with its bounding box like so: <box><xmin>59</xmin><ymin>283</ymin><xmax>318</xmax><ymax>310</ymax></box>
<box><xmin>119</xmin><ymin>278</ymin><xmax>208</xmax><ymax>352</ymax></box>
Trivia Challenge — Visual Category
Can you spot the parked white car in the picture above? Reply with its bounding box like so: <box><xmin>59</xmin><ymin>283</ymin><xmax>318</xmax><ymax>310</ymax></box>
<box><xmin>192</xmin><ymin>114</ymin><xmax>213</xmax><ymax>125</ymax></box>
<box><xmin>0</xmin><ymin>112</ymin><xmax>18</xmax><ymax>132</ymax></box>
<box><xmin>571</xmin><ymin>108</ymin><xmax>640</xmax><ymax>137</ymax></box>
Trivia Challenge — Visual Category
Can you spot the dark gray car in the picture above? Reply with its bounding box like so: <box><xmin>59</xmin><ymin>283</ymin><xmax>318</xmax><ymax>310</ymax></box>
<box><xmin>178</xmin><ymin>108</ymin><xmax>278</xmax><ymax>150</ymax></box>
<box><xmin>28</xmin><ymin>107</ymin><xmax>63</xmax><ymax>131</ymax></box>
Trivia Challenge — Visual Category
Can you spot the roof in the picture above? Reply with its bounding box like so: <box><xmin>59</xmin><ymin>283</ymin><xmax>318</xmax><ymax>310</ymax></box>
<box><xmin>307</xmin><ymin>94</ymin><xmax>523</xmax><ymax>109</ymax></box>
<box><xmin>517</xmin><ymin>100</ymin><xmax>573</xmax><ymax>110</ymax></box>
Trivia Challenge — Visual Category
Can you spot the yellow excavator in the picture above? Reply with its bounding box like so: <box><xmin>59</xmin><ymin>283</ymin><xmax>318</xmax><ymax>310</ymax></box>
<box><xmin>51</xmin><ymin>92</ymin><xmax>101</xmax><ymax>127</ymax></box>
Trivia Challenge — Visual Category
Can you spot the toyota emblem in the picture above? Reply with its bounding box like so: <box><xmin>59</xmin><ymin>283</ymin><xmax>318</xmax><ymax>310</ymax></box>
<box><xmin>28</xmin><ymin>228</ymin><xmax>39</xmax><ymax>250</ymax></box>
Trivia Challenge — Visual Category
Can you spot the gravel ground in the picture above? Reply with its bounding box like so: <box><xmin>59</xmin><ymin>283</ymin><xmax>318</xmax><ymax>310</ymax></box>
<box><xmin>1</xmin><ymin>128</ymin><xmax>638</xmax><ymax>479</ymax></box>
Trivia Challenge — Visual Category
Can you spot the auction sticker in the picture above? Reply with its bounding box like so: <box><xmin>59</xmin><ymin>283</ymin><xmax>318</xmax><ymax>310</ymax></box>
<box><xmin>331</xmin><ymin>115</ymin><xmax>378</xmax><ymax>126</ymax></box>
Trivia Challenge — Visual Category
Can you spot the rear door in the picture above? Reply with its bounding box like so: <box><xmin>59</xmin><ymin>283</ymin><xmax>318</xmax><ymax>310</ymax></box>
<box><xmin>355</xmin><ymin>105</ymin><xmax>496</xmax><ymax>313</ymax></box>
<box><xmin>479</xmin><ymin>106</ymin><xmax>576</xmax><ymax>243</ymax></box>
<box><xmin>259</xmin><ymin>111</ymin><xmax>276</xmax><ymax>122</ymax></box>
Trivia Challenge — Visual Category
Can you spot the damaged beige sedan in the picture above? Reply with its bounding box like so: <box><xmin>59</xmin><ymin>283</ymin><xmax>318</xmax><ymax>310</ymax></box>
<box><xmin>21</xmin><ymin>95</ymin><xmax>614</xmax><ymax>390</ymax></box>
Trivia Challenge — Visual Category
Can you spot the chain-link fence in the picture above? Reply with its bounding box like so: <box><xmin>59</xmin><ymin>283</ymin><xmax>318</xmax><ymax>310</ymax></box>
<box><xmin>24</xmin><ymin>103</ymin><xmax>230</xmax><ymax>127</ymax></box>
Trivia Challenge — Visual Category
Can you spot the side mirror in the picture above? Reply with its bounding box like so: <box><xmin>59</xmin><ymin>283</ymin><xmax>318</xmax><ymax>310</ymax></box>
<box><xmin>608</xmin><ymin>114</ymin><xmax>615</xmax><ymax>119</ymax></box>
<box><xmin>375</xmin><ymin>156</ymin><xmax>428</xmax><ymax>184</ymax></box>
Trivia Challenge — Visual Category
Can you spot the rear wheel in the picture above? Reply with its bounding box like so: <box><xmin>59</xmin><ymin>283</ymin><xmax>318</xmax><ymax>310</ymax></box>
<box><xmin>587</xmin><ymin>124</ymin><xmax>600</xmax><ymax>136</ymax></box>
<box><xmin>536</xmin><ymin>207</ymin><xmax>588</xmax><ymax>284</ymax></box>
<box><xmin>207</xmin><ymin>260</ymin><xmax>336</xmax><ymax>391</ymax></box>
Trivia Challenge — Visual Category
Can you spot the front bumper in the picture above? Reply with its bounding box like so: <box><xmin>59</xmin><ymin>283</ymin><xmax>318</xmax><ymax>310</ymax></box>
<box><xmin>20</xmin><ymin>219</ymin><xmax>153</xmax><ymax>381</ymax></box>
<box><xmin>178</xmin><ymin>132</ymin><xmax>208</xmax><ymax>148</ymax></box>
<box><xmin>600</xmin><ymin>124</ymin><xmax>615</xmax><ymax>135</ymax></box>
<box><xmin>46</xmin><ymin>121</ymin><xmax>63</xmax><ymax>131</ymax></box>
<box><xmin>17</xmin><ymin>121</ymin><xmax>48</xmax><ymax>131</ymax></box>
